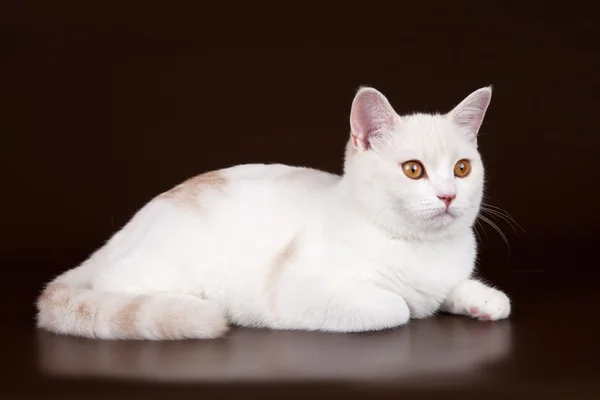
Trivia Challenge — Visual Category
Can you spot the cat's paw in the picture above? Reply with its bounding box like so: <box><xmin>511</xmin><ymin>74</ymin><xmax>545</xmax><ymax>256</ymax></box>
<box><xmin>444</xmin><ymin>280</ymin><xmax>511</xmax><ymax>321</ymax></box>
<box><xmin>464</xmin><ymin>290</ymin><xmax>511</xmax><ymax>321</ymax></box>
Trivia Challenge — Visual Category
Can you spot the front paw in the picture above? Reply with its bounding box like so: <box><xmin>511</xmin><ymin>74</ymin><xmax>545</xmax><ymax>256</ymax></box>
<box><xmin>445</xmin><ymin>280</ymin><xmax>511</xmax><ymax>321</ymax></box>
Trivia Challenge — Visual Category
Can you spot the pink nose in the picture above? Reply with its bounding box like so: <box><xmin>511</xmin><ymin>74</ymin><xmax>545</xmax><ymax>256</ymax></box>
<box><xmin>437</xmin><ymin>194</ymin><xmax>456</xmax><ymax>208</ymax></box>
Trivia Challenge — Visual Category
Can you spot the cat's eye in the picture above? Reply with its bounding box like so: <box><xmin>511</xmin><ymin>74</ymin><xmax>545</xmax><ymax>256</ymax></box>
<box><xmin>454</xmin><ymin>159</ymin><xmax>471</xmax><ymax>178</ymax></box>
<box><xmin>402</xmin><ymin>161</ymin><xmax>425</xmax><ymax>179</ymax></box>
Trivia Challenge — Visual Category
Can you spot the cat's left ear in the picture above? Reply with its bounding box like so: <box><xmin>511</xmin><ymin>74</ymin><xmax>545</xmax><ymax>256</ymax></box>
<box><xmin>448</xmin><ymin>86</ymin><xmax>492</xmax><ymax>143</ymax></box>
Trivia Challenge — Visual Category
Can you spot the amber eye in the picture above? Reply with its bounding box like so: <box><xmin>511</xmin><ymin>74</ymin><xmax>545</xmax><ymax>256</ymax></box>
<box><xmin>454</xmin><ymin>159</ymin><xmax>471</xmax><ymax>178</ymax></box>
<box><xmin>402</xmin><ymin>161</ymin><xmax>425</xmax><ymax>179</ymax></box>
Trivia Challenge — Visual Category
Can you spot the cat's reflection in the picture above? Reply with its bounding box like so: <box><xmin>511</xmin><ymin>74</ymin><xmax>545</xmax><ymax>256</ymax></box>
<box><xmin>36</xmin><ymin>316</ymin><xmax>513</xmax><ymax>384</ymax></box>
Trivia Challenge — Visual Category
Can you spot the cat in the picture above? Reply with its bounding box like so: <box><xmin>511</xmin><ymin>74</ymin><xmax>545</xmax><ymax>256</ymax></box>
<box><xmin>36</xmin><ymin>86</ymin><xmax>511</xmax><ymax>340</ymax></box>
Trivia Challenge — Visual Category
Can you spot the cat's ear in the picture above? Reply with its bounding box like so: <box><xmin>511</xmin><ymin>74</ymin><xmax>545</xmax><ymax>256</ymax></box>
<box><xmin>350</xmin><ymin>87</ymin><xmax>398</xmax><ymax>151</ymax></box>
<box><xmin>448</xmin><ymin>86</ymin><xmax>492</xmax><ymax>143</ymax></box>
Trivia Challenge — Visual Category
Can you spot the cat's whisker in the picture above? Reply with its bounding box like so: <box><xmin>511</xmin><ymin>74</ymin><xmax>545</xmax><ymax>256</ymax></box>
<box><xmin>477</xmin><ymin>214</ymin><xmax>510</xmax><ymax>255</ymax></box>
<box><xmin>472</xmin><ymin>221</ymin><xmax>484</xmax><ymax>244</ymax></box>
<box><xmin>481</xmin><ymin>203</ymin><xmax>519</xmax><ymax>221</ymax></box>
<box><xmin>480</xmin><ymin>203</ymin><xmax>525</xmax><ymax>235</ymax></box>
<box><xmin>390</xmin><ymin>206</ymin><xmax>412</xmax><ymax>218</ymax></box>
<box><xmin>482</xmin><ymin>212</ymin><xmax>521</xmax><ymax>238</ymax></box>
<box><xmin>474</xmin><ymin>219</ymin><xmax>488</xmax><ymax>240</ymax></box>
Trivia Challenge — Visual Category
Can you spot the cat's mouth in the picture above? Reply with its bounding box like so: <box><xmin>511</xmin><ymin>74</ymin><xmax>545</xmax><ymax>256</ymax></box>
<box><xmin>436</xmin><ymin>209</ymin><xmax>456</xmax><ymax>219</ymax></box>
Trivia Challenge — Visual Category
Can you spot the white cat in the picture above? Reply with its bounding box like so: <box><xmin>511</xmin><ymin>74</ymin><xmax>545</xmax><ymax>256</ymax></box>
<box><xmin>36</xmin><ymin>86</ymin><xmax>511</xmax><ymax>340</ymax></box>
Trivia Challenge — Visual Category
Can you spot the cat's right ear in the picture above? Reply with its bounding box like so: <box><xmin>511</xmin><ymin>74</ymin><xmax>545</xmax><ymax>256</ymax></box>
<box><xmin>350</xmin><ymin>87</ymin><xmax>398</xmax><ymax>151</ymax></box>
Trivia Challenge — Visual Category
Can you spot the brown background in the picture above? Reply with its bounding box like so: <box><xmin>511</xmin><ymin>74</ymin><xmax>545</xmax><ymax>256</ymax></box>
<box><xmin>1</xmin><ymin>2</ymin><xmax>599</xmax><ymax>283</ymax></box>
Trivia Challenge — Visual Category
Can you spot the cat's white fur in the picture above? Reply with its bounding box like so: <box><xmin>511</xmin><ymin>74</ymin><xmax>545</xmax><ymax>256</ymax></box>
<box><xmin>36</xmin><ymin>86</ymin><xmax>511</xmax><ymax>340</ymax></box>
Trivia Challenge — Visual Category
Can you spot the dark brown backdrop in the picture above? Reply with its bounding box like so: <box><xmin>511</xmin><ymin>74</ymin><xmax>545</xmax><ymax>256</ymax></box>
<box><xmin>1</xmin><ymin>2</ymin><xmax>599</xmax><ymax>287</ymax></box>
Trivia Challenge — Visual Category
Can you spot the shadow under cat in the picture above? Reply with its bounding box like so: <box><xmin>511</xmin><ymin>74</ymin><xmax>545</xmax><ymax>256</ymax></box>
<box><xmin>35</xmin><ymin>315</ymin><xmax>513</xmax><ymax>387</ymax></box>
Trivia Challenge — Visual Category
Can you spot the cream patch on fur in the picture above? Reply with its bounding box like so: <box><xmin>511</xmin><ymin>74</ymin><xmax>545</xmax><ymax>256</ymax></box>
<box><xmin>267</xmin><ymin>237</ymin><xmax>298</xmax><ymax>315</ymax></box>
<box><xmin>159</xmin><ymin>171</ymin><xmax>226</xmax><ymax>207</ymax></box>
<box><xmin>38</xmin><ymin>283</ymin><xmax>70</xmax><ymax>308</ymax></box>
<box><xmin>76</xmin><ymin>302</ymin><xmax>94</xmax><ymax>321</ymax></box>
<box><xmin>75</xmin><ymin>301</ymin><xmax>97</xmax><ymax>337</ymax></box>
<box><xmin>115</xmin><ymin>296</ymin><xmax>144</xmax><ymax>338</ymax></box>
<box><xmin>156</xmin><ymin>312</ymin><xmax>181</xmax><ymax>339</ymax></box>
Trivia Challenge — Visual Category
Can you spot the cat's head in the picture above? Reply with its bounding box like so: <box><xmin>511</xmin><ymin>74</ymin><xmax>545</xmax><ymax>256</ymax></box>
<box><xmin>343</xmin><ymin>86</ymin><xmax>491</xmax><ymax>238</ymax></box>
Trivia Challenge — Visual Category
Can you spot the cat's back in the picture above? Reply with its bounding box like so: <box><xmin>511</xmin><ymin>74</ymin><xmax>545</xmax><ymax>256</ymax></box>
<box><xmin>158</xmin><ymin>163</ymin><xmax>339</xmax><ymax>209</ymax></box>
<box><xmin>152</xmin><ymin>163</ymin><xmax>339</xmax><ymax>246</ymax></box>
<box><xmin>222</xmin><ymin>163</ymin><xmax>340</xmax><ymax>193</ymax></box>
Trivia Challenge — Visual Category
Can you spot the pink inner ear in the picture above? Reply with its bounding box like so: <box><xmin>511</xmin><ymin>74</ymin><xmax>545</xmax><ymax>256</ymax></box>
<box><xmin>350</xmin><ymin>89</ymin><xmax>396</xmax><ymax>150</ymax></box>
<box><xmin>451</xmin><ymin>88</ymin><xmax>492</xmax><ymax>136</ymax></box>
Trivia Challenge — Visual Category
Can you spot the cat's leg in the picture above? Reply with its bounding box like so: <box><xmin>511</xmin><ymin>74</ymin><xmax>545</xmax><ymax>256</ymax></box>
<box><xmin>275</xmin><ymin>276</ymin><xmax>411</xmax><ymax>333</ymax></box>
<box><xmin>441</xmin><ymin>279</ymin><xmax>511</xmax><ymax>321</ymax></box>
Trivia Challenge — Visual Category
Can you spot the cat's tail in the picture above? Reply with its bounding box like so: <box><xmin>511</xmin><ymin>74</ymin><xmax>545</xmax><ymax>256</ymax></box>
<box><xmin>35</xmin><ymin>273</ymin><xmax>229</xmax><ymax>340</ymax></box>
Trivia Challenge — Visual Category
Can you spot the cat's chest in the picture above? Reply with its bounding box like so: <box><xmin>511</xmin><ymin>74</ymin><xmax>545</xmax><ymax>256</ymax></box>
<box><xmin>386</xmin><ymin>238</ymin><xmax>475</xmax><ymax>316</ymax></box>
<box><xmin>340</xmin><ymin>233</ymin><xmax>476</xmax><ymax>317</ymax></box>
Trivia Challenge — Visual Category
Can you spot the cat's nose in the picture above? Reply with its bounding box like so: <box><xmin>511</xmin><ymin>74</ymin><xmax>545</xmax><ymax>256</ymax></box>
<box><xmin>437</xmin><ymin>194</ymin><xmax>456</xmax><ymax>208</ymax></box>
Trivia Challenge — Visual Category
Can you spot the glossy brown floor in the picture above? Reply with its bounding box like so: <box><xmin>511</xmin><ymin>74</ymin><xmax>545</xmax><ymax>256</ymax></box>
<box><xmin>2</xmin><ymin>268</ymin><xmax>599</xmax><ymax>400</ymax></box>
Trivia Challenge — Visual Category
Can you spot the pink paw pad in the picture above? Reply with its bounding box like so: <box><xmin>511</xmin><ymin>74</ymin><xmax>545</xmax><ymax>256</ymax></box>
<box><xmin>469</xmin><ymin>307</ymin><xmax>480</xmax><ymax>315</ymax></box>
<box><xmin>481</xmin><ymin>314</ymin><xmax>491</xmax><ymax>320</ymax></box>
